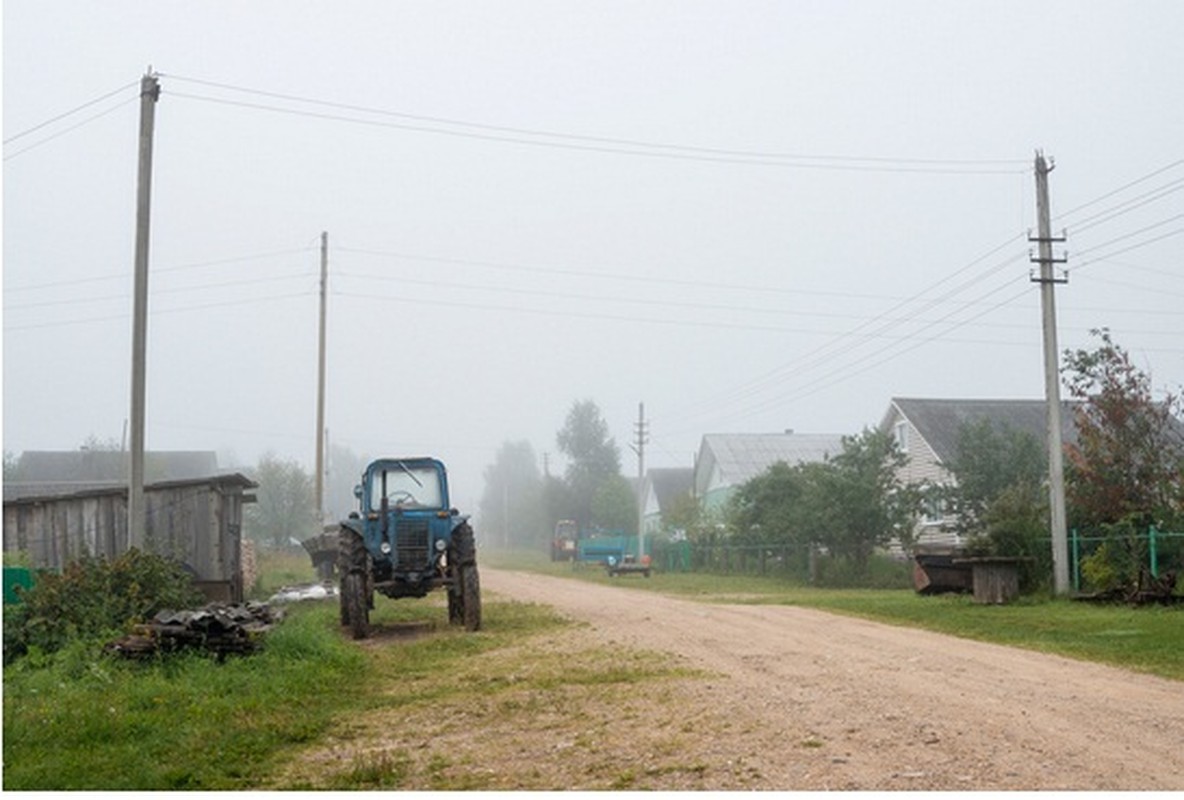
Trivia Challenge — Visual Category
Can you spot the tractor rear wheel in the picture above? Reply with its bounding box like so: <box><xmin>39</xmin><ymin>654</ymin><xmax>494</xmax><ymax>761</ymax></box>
<box><xmin>343</xmin><ymin>572</ymin><xmax>370</xmax><ymax>639</ymax></box>
<box><xmin>338</xmin><ymin>528</ymin><xmax>370</xmax><ymax>636</ymax></box>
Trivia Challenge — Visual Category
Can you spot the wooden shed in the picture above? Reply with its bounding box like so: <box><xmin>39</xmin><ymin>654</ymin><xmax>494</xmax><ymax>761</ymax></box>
<box><xmin>2</xmin><ymin>473</ymin><xmax>257</xmax><ymax>602</ymax></box>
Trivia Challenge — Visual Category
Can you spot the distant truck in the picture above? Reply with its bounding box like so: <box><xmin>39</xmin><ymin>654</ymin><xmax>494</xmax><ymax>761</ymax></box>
<box><xmin>550</xmin><ymin>519</ymin><xmax>579</xmax><ymax>561</ymax></box>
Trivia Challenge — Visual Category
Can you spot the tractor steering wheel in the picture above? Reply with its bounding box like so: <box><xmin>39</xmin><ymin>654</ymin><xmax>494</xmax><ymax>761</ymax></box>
<box><xmin>388</xmin><ymin>489</ymin><xmax>417</xmax><ymax>506</ymax></box>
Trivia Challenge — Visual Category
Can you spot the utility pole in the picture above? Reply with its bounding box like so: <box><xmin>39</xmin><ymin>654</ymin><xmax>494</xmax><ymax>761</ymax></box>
<box><xmin>632</xmin><ymin>402</ymin><xmax>649</xmax><ymax>561</ymax></box>
<box><xmin>315</xmin><ymin>232</ymin><xmax>328</xmax><ymax>523</ymax></box>
<box><xmin>128</xmin><ymin>71</ymin><xmax>160</xmax><ymax>550</ymax></box>
<box><xmin>1030</xmin><ymin>151</ymin><xmax>1070</xmax><ymax>595</ymax></box>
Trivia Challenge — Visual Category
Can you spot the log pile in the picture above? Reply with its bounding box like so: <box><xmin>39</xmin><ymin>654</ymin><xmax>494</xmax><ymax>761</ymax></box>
<box><xmin>106</xmin><ymin>601</ymin><xmax>284</xmax><ymax>660</ymax></box>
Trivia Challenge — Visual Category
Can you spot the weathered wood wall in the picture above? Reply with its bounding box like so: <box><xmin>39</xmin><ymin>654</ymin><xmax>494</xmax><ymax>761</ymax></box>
<box><xmin>3</xmin><ymin>475</ymin><xmax>255</xmax><ymax>602</ymax></box>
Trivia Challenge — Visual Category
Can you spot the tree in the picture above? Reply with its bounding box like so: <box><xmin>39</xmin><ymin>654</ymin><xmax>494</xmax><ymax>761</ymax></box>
<box><xmin>555</xmin><ymin>400</ymin><xmax>621</xmax><ymax>529</ymax></box>
<box><xmin>242</xmin><ymin>453</ymin><xmax>319</xmax><ymax>548</ymax></box>
<box><xmin>3</xmin><ymin>450</ymin><xmax>19</xmax><ymax>482</ymax></box>
<box><xmin>812</xmin><ymin>428</ymin><xmax>919</xmax><ymax>574</ymax></box>
<box><xmin>1061</xmin><ymin>329</ymin><xmax>1184</xmax><ymax>593</ymax></box>
<box><xmin>728</xmin><ymin>461</ymin><xmax>808</xmax><ymax>547</ymax></box>
<box><xmin>479</xmin><ymin>440</ymin><xmax>546</xmax><ymax>548</ymax></box>
<box><xmin>326</xmin><ymin>442</ymin><xmax>370</xmax><ymax>521</ymax></box>
<box><xmin>589</xmin><ymin>474</ymin><xmax>638</xmax><ymax>534</ymax></box>
<box><xmin>727</xmin><ymin>429</ymin><xmax>919</xmax><ymax>579</ymax></box>
<box><xmin>1062</xmin><ymin>329</ymin><xmax>1184</xmax><ymax>530</ymax></box>
<box><xmin>943</xmin><ymin>418</ymin><xmax>1047</xmax><ymax>536</ymax></box>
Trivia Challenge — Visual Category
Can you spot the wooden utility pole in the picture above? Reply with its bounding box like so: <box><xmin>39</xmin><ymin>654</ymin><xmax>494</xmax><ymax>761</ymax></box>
<box><xmin>129</xmin><ymin>71</ymin><xmax>160</xmax><ymax>550</ymax></box>
<box><xmin>315</xmin><ymin>232</ymin><xmax>328</xmax><ymax>521</ymax></box>
<box><xmin>1030</xmin><ymin>151</ymin><xmax>1070</xmax><ymax>595</ymax></box>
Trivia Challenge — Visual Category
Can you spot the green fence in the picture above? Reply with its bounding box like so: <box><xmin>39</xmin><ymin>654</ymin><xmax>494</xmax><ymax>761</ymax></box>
<box><xmin>1070</xmin><ymin>527</ymin><xmax>1184</xmax><ymax>593</ymax></box>
<box><xmin>3</xmin><ymin>567</ymin><xmax>37</xmax><ymax>604</ymax></box>
<box><xmin>650</xmin><ymin>540</ymin><xmax>814</xmax><ymax>581</ymax></box>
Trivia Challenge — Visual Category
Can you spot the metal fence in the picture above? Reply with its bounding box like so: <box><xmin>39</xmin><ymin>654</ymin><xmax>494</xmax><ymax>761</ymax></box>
<box><xmin>650</xmin><ymin>539</ymin><xmax>814</xmax><ymax>580</ymax></box>
<box><xmin>1070</xmin><ymin>527</ymin><xmax>1184</xmax><ymax>593</ymax></box>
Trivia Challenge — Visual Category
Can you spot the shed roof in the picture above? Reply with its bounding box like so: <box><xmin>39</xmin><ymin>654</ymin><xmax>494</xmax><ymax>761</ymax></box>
<box><xmin>3</xmin><ymin>473</ymin><xmax>256</xmax><ymax>505</ymax></box>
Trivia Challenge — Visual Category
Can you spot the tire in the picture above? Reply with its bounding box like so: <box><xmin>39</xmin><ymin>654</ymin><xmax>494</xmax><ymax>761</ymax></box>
<box><xmin>460</xmin><ymin>563</ymin><xmax>481</xmax><ymax>632</ymax></box>
<box><xmin>448</xmin><ymin>522</ymin><xmax>477</xmax><ymax>627</ymax></box>
<box><xmin>343</xmin><ymin>572</ymin><xmax>370</xmax><ymax>640</ymax></box>
<box><xmin>338</xmin><ymin>527</ymin><xmax>369</xmax><ymax>632</ymax></box>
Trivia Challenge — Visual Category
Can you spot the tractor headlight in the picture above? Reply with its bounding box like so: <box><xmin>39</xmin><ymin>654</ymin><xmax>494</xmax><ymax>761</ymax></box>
<box><xmin>380</xmin><ymin>541</ymin><xmax>392</xmax><ymax>554</ymax></box>
<box><xmin>435</xmin><ymin>539</ymin><xmax>447</xmax><ymax>552</ymax></box>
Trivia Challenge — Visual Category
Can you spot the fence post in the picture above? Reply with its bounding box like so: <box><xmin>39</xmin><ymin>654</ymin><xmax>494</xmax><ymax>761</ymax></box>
<box><xmin>1071</xmin><ymin>528</ymin><xmax>1080</xmax><ymax>593</ymax></box>
<box><xmin>1149</xmin><ymin>525</ymin><xmax>1158</xmax><ymax>578</ymax></box>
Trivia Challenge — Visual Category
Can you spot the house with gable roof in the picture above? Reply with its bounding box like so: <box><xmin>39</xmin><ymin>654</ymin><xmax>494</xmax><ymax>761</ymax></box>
<box><xmin>639</xmin><ymin>467</ymin><xmax>694</xmax><ymax>537</ymax></box>
<box><xmin>879</xmin><ymin>397</ymin><xmax>1078</xmax><ymax>548</ymax></box>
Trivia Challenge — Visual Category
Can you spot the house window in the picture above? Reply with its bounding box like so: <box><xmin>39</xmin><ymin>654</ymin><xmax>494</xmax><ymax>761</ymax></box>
<box><xmin>922</xmin><ymin>491</ymin><xmax>946</xmax><ymax>525</ymax></box>
<box><xmin>894</xmin><ymin>421</ymin><xmax>909</xmax><ymax>453</ymax></box>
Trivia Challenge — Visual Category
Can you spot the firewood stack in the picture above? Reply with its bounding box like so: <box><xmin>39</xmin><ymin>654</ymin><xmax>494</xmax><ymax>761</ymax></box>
<box><xmin>106</xmin><ymin>601</ymin><xmax>285</xmax><ymax>660</ymax></box>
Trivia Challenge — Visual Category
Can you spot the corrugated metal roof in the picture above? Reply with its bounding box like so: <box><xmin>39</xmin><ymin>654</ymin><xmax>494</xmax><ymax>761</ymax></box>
<box><xmin>700</xmin><ymin>432</ymin><xmax>845</xmax><ymax>489</ymax></box>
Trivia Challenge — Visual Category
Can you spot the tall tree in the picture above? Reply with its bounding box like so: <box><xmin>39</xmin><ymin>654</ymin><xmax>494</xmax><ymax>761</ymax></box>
<box><xmin>813</xmin><ymin>428</ymin><xmax>919</xmax><ymax>573</ymax></box>
<box><xmin>944</xmin><ymin>418</ymin><xmax>1047</xmax><ymax>536</ymax></box>
<box><xmin>480</xmin><ymin>440</ymin><xmax>546</xmax><ymax>548</ymax></box>
<box><xmin>325</xmin><ymin>442</ymin><xmax>370</xmax><ymax>521</ymax></box>
<box><xmin>243</xmin><ymin>453</ymin><xmax>319</xmax><ymax>548</ymax></box>
<box><xmin>590</xmin><ymin>474</ymin><xmax>638</xmax><ymax>534</ymax></box>
<box><xmin>555</xmin><ymin>400</ymin><xmax>621</xmax><ymax>529</ymax></box>
<box><xmin>1062</xmin><ymin>329</ymin><xmax>1184</xmax><ymax>529</ymax></box>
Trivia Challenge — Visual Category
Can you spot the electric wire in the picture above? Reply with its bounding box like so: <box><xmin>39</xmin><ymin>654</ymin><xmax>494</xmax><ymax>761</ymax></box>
<box><xmin>161</xmin><ymin>73</ymin><xmax>1028</xmax><ymax>171</ymax></box>
<box><xmin>3</xmin><ymin>80</ymin><xmax>139</xmax><ymax>144</ymax></box>
<box><xmin>4</xmin><ymin>247</ymin><xmax>316</xmax><ymax>294</ymax></box>
<box><xmin>1053</xmin><ymin>159</ymin><xmax>1184</xmax><ymax>222</ymax></box>
<box><xmin>166</xmin><ymin>89</ymin><xmax>1026</xmax><ymax>175</ymax></box>
<box><xmin>3</xmin><ymin>96</ymin><xmax>139</xmax><ymax>161</ymax></box>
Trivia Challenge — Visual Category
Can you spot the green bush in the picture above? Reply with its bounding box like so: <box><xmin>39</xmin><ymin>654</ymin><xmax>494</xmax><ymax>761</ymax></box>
<box><xmin>3</xmin><ymin>549</ymin><xmax>204</xmax><ymax>665</ymax></box>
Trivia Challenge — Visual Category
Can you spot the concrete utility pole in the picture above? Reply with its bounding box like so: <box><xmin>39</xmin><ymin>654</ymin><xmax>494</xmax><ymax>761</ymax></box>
<box><xmin>632</xmin><ymin>402</ymin><xmax>649</xmax><ymax>560</ymax></box>
<box><xmin>128</xmin><ymin>71</ymin><xmax>160</xmax><ymax>550</ymax></box>
<box><xmin>1030</xmin><ymin>151</ymin><xmax>1070</xmax><ymax>595</ymax></box>
<box><xmin>315</xmin><ymin>232</ymin><xmax>328</xmax><ymax>522</ymax></box>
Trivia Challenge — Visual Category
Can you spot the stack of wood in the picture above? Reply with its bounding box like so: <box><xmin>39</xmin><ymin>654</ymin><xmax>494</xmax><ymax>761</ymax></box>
<box><xmin>106</xmin><ymin>601</ymin><xmax>285</xmax><ymax>660</ymax></box>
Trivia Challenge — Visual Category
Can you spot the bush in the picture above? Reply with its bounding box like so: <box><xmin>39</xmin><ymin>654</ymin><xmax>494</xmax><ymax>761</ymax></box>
<box><xmin>3</xmin><ymin>549</ymin><xmax>204</xmax><ymax>665</ymax></box>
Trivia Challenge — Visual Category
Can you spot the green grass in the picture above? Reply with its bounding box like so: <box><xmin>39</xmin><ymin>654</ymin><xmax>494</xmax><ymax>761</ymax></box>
<box><xmin>2</xmin><ymin>562</ymin><xmax>695</xmax><ymax>791</ymax></box>
<box><xmin>485</xmin><ymin>547</ymin><xmax>1184</xmax><ymax>681</ymax></box>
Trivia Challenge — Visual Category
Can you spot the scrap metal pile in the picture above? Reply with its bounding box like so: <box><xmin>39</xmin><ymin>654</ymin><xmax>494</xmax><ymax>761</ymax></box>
<box><xmin>106</xmin><ymin>602</ymin><xmax>284</xmax><ymax>660</ymax></box>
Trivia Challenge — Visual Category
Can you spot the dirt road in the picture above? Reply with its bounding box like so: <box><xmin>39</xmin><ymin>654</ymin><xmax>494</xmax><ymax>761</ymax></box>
<box><xmin>482</xmin><ymin>568</ymin><xmax>1184</xmax><ymax>791</ymax></box>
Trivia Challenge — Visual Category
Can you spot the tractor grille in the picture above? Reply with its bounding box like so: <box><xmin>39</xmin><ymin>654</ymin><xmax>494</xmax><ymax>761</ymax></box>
<box><xmin>394</xmin><ymin>519</ymin><xmax>430</xmax><ymax>571</ymax></box>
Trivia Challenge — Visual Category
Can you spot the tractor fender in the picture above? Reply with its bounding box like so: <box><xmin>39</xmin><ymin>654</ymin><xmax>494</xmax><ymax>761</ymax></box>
<box><xmin>340</xmin><ymin>518</ymin><xmax>365</xmax><ymax>538</ymax></box>
<box><xmin>449</xmin><ymin>515</ymin><xmax>471</xmax><ymax>534</ymax></box>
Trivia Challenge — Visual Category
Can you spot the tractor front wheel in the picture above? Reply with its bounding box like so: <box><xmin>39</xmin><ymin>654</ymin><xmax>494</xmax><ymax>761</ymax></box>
<box><xmin>460</xmin><ymin>563</ymin><xmax>481</xmax><ymax>632</ymax></box>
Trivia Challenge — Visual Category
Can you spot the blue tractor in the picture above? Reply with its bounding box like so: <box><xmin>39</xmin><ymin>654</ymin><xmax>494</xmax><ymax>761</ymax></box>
<box><xmin>337</xmin><ymin>457</ymin><xmax>480</xmax><ymax>639</ymax></box>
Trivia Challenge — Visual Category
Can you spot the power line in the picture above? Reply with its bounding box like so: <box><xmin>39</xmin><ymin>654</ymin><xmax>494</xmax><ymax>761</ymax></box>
<box><xmin>4</xmin><ymin>273</ymin><xmax>315</xmax><ymax>312</ymax></box>
<box><xmin>161</xmin><ymin>73</ymin><xmax>1028</xmax><ymax>172</ymax></box>
<box><xmin>3</xmin><ymin>290</ymin><xmax>314</xmax><ymax>332</ymax></box>
<box><xmin>3</xmin><ymin>96</ymin><xmax>139</xmax><ymax>161</ymax></box>
<box><xmin>4</xmin><ymin>246</ymin><xmax>316</xmax><ymax>293</ymax></box>
<box><xmin>1066</xmin><ymin>179</ymin><xmax>1184</xmax><ymax>235</ymax></box>
<box><xmin>4</xmin><ymin>80</ymin><xmax>140</xmax><ymax>144</ymax></box>
<box><xmin>1054</xmin><ymin>159</ymin><xmax>1184</xmax><ymax>222</ymax></box>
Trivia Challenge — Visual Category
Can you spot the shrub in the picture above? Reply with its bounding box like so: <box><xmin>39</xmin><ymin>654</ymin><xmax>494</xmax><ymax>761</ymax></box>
<box><xmin>3</xmin><ymin>549</ymin><xmax>204</xmax><ymax>665</ymax></box>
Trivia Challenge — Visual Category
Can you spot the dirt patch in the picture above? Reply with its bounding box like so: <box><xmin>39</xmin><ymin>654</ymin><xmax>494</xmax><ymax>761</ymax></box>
<box><xmin>274</xmin><ymin>568</ymin><xmax>1184</xmax><ymax>791</ymax></box>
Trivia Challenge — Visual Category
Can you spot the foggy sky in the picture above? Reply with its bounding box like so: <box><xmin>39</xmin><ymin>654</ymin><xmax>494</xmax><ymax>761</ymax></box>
<box><xmin>4</xmin><ymin>1</ymin><xmax>1182</xmax><ymax>521</ymax></box>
